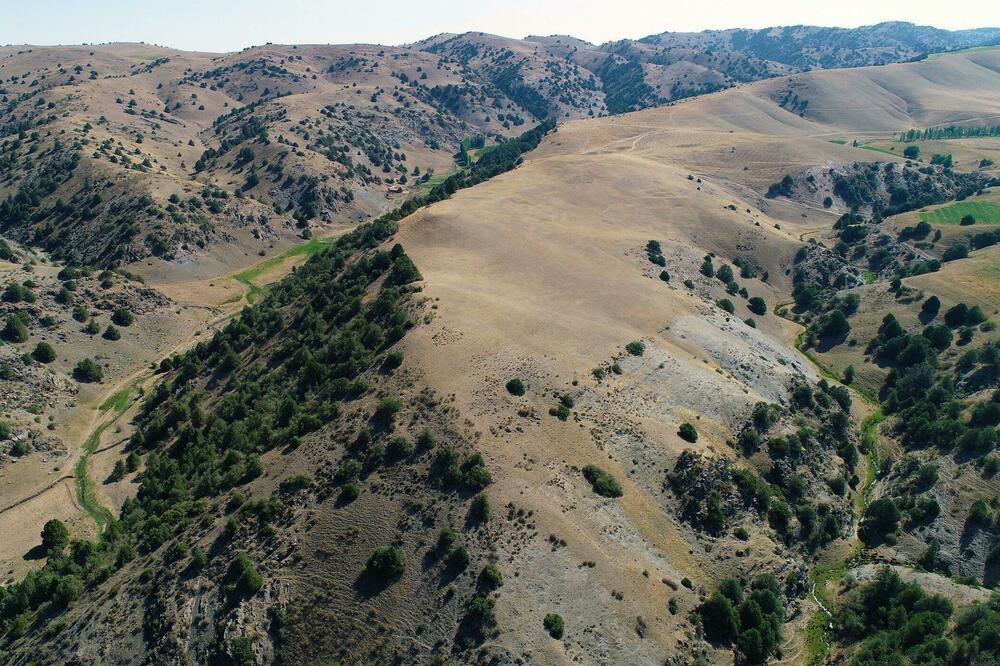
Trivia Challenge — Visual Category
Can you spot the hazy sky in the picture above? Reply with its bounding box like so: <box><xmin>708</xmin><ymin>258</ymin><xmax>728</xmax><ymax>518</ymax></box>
<box><xmin>1</xmin><ymin>0</ymin><xmax>999</xmax><ymax>52</ymax></box>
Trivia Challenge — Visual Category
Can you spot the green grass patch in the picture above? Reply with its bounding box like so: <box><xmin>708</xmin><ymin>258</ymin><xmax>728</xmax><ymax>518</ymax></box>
<box><xmin>860</xmin><ymin>144</ymin><xmax>899</xmax><ymax>158</ymax></box>
<box><xmin>919</xmin><ymin>200</ymin><xmax>1000</xmax><ymax>226</ymax></box>
<box><xmin>863</xmin><ymin>270</ymin><xmax>877</xmax><ymax>285</ymax></box>
<box><xmin>99</xmin><ymin>387</ymin><xmax>134</xmax><ymax>414</ymax></box>
<box><xmin>828</xmin><ymin>138</ymin><xmax>847</xmax><ymax>145</ymax></box>
<box><xmin>233</xmin><ymin>236</ymin><xmax>336</xmax><ymax>303</ymax></box>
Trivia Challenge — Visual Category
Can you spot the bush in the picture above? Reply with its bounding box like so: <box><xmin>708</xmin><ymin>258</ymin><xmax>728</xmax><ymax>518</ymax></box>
<box><xmin>505</xmin><ymin>378</ymin><xmax>526</xmax><ymax>396</ymax></box>
<box><xmin>960</xmin><ymin>214</ymin><xmax>976</xmax><ymax>226</ymax></box>
<box><xmin>678</xmin><ymin>422</ymin><xmax>698</xmax><ymax>443</ymax></box>
<box><xmin>31</xmin><ymin>341</ymin><xmax>56</xmax><ymax>363</ymax></box>
<box><xmin>470</xmin><ymin>493</ymin><xmax>491</xmax><ymax>521</ymax></box>
<box><xmin>447</xmin><ymin>545</ymin><xmax>470</xmax><ymax>571</ymax></box>
<box><xmin>73</xmin><ymin>358</ymin><xmax>104</xmax><ymax>383</ymax></box>
<box><xmin>227</xmin><ymin>552</ymin><xmax>263</xmax><ymax>596</ymax></box>
<box><xmin>103</xmin><ymin>324</ymin><xmax>121</xmax><ymax>340</ymax></box>
<box><xmin>231</xmin><ymin>637</ymin><xmax>255</xmax><ymax>666</ymax></box>
<box><xmin>340</xmin><ymin>482</ymin><xmax>360</xmax><ymax>502</ymax></box>
<box><xmin>659</xmin><ymin>270</ymin><xmax>670</xmax><ymax>282</ymax></box>
<box><xmin>478</xmin><ymin>564</ymin><xmax>503</xmax><ymax>590</ymax></box>
<box><xmin>374</xmin><ymin>398</ymin><xmax>403</xmax><ymax>422</ymax></box>
<box><xmin>543</xmin><ymin>612</ymin><xmax>565</xmax><ymax>639</ymax></box>
<box><xmin>0</xmin><ymin>421</ymin><xmax>10</xmax><ymax>439</ymax></box>
<box><xmin>438</xmin><ymin>525</ymin><xmax>457</xmax><ymax>550</ymax></box>
<box><xmin>2</xmin><ymin>313</ymin><xmax>28</xmax><ymax>343</ymax></box>
<box><xmin>381</xmin><ymin>350</ymin><xmax>403</xmax><ymax>370</ymax></box>
<box><xmin>365</xmin><ymin>545</ymin><xmax>406</xmax><ymax>580</ymax></box>
<box><xmin>625</xmin><ymin>341</ymin><xmax>645</xmax><ymax>356</ymax></box>
<box><xmin>386</xmin><ymin>436</ymin><xmax>413</xmax><ymax>461</ymax></box>
<box><xmin>111</xmin><ymin>308</ymin><xmax>134</xmax><ymax>327</ymax></box>
<box><xmin>582</xmin><ymin>464</ymin><xmax>623</xmax><ymax>497</ymax></box>
<box><xmin>747</xmin><ymin>297</ymin><xmax>767</xmax><ymax>316</ymax></box>
<box><xmin>717</xmin><ymin>298</ymin><xmax>735</xmax><ymax>314</ymax></box>
<box><xmin>903</xmin><ymin>145</ymin><xmax>920</xmax><ymax>159</ymax></box>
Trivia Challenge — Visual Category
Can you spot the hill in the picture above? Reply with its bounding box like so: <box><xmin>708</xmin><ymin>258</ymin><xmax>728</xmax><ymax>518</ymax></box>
<box><xmin>1</xmin><ymin>22</ymin><xmax>998</xmax><ymax>269</ymax></box>
<box><xmin>0</xmin><ymin>37</ymin><xmax>999</xmax><ymax>666</ymax></box>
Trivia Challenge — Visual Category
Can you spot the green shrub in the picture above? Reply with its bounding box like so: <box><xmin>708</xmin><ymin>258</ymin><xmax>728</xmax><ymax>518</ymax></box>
<box><xmin>582</xmin><ymin>465</ymin><xmax>623</xmax><ymax>497</ymax></box>
<box><xmin>659</xmin><ymin>270</ymin><xmax>671</xmax><ymax>282</ymax></box>
<box><xmin>478</xmin><ymin>564</ymin><xmax>503</xmax><ymax>590</ymax></box>
<box><xmin>279</xmin><ymin>474</ymin><xmax>313</xmax><ymax>493</ymax></box>
<box><xmin>41</xmin><ymin>519</ymin><xmax>69</xmax><ymax>554</ymax></box>
<box><xmin>505</xmin><ymin>377</ymin><xmax>526</xmax><ymax>396</ymax></box>
<box><xmin>2</xmin><ymin>313</ymin><xmax>28</xmax><ymax>343</ymax></box>
<box><xmin>0</xmin><ymin>422</ymin><xmax>10</xmax><ymax>440</ymax></box>
<box><xmin>31</xmin><ymin>341</ymin><xmax>56</xmax><ymax>363</ymax></box>
<box><xmin>549</xmin><ymin>404</ymin><xmax>571</xmax><ymax>420</ymax></box>
<box><xmin>859</xmin><ymin>498</ymin><xmax>901</xmax><ymax>546</ymax></box>
<box><xmin>386</xmin><ymin>436</ymin><xmax>413</xmax><ymax>461</ymax></box>
<box><xmin>382</xmin><ymin>350</ymin><xmax>403</xmax><ymax>370</ymax></box>
<box><xmin>231</xmin><ymin>637</ymin><xmax>255</xmax><ymax>666</ymax></box>
<box><xmin>470</xmin><ymin>493</ymin><xmax>491</xmax><ymax>521</ymax></box>
<box><xmin>73</xmin><ymin>358</ymin><xmax>104</xmax><ymax>383</ymax></box>
<box><xmin>111</xmin><ymin>308</ymin><xmax>134</xmax><ymax>326</ymax></box>
<box><xmin>438</xmin><ymin>525</ymin><xmax>457</xmax><ymax>550</ymax></box>
<box><xmin>678</xmin><ymin>422</ymin><xmax>698</xmax><ymax>443</ymax></box>
<box><xmin>717</xmin><ymin>298</ymin><xmax>735</xmax><ymax>314</ymax></box>
<box><xmin>543</xmin><ymin>612</ymin><xmax>565</xmax><ymax>639</ymax></box>
<box><xmin>747</xmin><ymin>297</ymin><xmax>767</xmax><ymax>316</ymax></box>
<box><xmin>374</xmin><ymin>398</ymin><xmax>403</xmax><ymax>422</ymax></box>
<box><xmin>227</xmin><ymin>552</ymin><xmax>263</xmax><ymax>596</ymax></box>
<box><xmin>340</xmin><ymin>482</ymin><xmax>360</xmax><ymax>502</ymax></box>
<box><xmin>625</xmin><ymin>341</ymin><xmax>645</xmax><ymax>356</ymax></box>
<box><xmin>365</xmin><ymin>545</ymin><xmax>405</xmax><ymax>580</ymax></box>
<box><xmin>447</xmin><ymin>545</ymin><xmax>470</xmax><ymax>571</ymax></box>
<box><xmin>103</xmin><ymin>324</ymin><xmax>121</xmax><ymax>340</ymax></box>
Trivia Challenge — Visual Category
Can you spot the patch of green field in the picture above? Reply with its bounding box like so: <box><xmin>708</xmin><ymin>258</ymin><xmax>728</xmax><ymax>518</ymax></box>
<box><xmin>233</xmin><ymin>236</ymin><xmax>336</xmax><ymax>303</ymax></box>
<box><xmin>860</xmin><ymin>144</ymin><xmax>900</xmax><ymax>158</ymax></box>
<box><xmin>415</xmin><ymin>168</ymin><xmax>461</xmax><ymax>193</ymax></box>
<box><xmin>99</xmin><ymin>387</ymin><xmax>134</xmax><ymax>414</ymax></box>
<box><xmin>919</xmin><ymin>200</ymin><xmax>1000</xmax><ymax>226</ymax></box>
<box><xmin>828</xmin><ymin>138</ymin><xmax>847</xmax><ymax>145</ymax></box>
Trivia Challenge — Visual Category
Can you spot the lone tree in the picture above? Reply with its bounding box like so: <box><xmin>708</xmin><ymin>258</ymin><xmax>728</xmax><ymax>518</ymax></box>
<box><xmin>903</xmin><ymin>145</ymin><xmax>920</xmax><ymax>159</ymax></box>
<box><xmin>678</xmin><ymin>422</ymin><xmax>698</xmax><ymax>443</ymax></box>
<box><xmin>41</xmin><ymin>519</ymin><xmax>70</xmax><ymax>555</ymax></box>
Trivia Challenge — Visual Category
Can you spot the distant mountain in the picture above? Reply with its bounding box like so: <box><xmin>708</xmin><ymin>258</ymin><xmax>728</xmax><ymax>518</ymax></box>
<box><xmin>1</xmin><ymin>22</ymin><xmax>997</xmax><ymax>266</ymax></box>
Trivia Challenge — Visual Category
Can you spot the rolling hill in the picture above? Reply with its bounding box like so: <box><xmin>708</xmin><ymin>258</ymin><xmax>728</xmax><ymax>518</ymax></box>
<box><xmin>0</xmin><ymin>30</ymin><xmax>999</xmax><ymax>666</ymax></box>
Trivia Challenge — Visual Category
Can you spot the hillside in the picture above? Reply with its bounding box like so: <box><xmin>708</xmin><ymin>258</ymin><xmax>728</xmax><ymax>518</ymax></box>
<box><xmin>0</xmin><ymin>35</ymin><xmax>999</xmax><ymax>666</ymax></box>
<box><xmin>1</xmin><ymin>22</ymin><xmax>997</xmax><ymax>269</ymax></box>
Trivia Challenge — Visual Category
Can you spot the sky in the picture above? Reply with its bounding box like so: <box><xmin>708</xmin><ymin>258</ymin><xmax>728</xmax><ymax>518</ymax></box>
<box><xmin>1</xmin><ymin>0</ymin><xmax>999</xmax><ymax>52</ymax></box>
